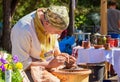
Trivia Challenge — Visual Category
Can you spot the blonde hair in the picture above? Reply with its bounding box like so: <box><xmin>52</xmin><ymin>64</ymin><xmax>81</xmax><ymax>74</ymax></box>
<box><xmin>34</xmin><ymin>10</ymin><xmax>57</xmax><ymax>60</ymax></box>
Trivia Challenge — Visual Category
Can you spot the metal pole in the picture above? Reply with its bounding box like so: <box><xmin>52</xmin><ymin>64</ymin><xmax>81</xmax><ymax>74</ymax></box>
<box><xmin>67</xmin><ymin>0</ymin><xmax>75</xmax><ymax>36</ymax></box>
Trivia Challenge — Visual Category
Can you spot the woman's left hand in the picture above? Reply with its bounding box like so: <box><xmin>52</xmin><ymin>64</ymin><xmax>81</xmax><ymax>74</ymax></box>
<box><xmin>47</xmin><ymin>55</ymin><xmax>66</xmax><ymax>68</ymax></box>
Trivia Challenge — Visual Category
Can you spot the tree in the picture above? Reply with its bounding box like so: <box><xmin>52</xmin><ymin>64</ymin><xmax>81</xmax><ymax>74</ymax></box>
<box><xmin>1</xmin><ymin>0</ymin><xmax>19</xmax><ymax>53</ymax></box>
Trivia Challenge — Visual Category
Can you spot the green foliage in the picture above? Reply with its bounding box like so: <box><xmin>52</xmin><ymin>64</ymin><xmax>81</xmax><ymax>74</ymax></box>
<box><xmin>12</xmin><ymin>69</ymin><xmax>23</xmax><ymax>82</ymax></box>
<box><xmin>2</xmin><ymin>0</ymin><xmax>120</xmax><ymax>29</ymax></box>
<box><xmin>0</xmin><ymin>51</ymin><xmax>23</xmax><ymax>82</ymax></box>
<box><xmin>0</xmin><ymin>69</ymin><xmax>23</xmax><ymax>82</ymax></box>
<box><xmin>75</xmin><ymin>15</ymin><xmax>87</xmax><ymax>29</ymax></box>
<box><xmin>11</xmin><ymin>0</ymin><xmax>70</xmax><ymax>26</ymax></box>
<box><xmin>0</xmin><ymin>70</ymin><xmax>5</xmax><ymax>82</ymax></box>
<box><xmin>75</xmin><ymin>0</ymin><xmax>100</xmax><ymax>30</ymax></box>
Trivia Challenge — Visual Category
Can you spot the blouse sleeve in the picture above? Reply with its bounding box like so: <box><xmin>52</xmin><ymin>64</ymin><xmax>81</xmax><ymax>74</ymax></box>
<box><xmin>11</xmin><ymin>21</ymin><xmax>32</xmax><ymax>70</ymax></box>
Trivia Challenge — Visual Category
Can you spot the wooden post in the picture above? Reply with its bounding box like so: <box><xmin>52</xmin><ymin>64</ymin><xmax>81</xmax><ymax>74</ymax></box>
<box><xmin>101</xmin><ymin>0</ymin><xmax>108</xmax><ymax>79</ymax></box>
<box><xmin>100</xmin><ymin>0</ymin><xmax>107</xmax><ymax>35</ymax></box>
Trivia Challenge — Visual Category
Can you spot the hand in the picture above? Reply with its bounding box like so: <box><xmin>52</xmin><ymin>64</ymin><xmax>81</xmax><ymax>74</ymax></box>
<box><xmin>58</xmin><ymin>53</ymin><xmax>76</xmax><ymax>68</ymax></box>
<box><xmin>65</xmin><ymin>56</ymin><xmax>76</xmax><ymax>69</ymax></box>
<box><xmin>58</xmin><ymin>53</ymin><xmax>76</xmax><ymax>63</ymax></box>
<box><xmin>47</xmin><ymin>56</ymin><xmax>66</xmax><ymax>69</ymax></box>
<box><xmin>58</xmin><ymin>53</ymin><xmax>69</xmax><ymax>60</ymax></box>
<box><xmin>68</xmin><ymin>56</ymin><xmax>76</xmax><ymax>63</ymax></box>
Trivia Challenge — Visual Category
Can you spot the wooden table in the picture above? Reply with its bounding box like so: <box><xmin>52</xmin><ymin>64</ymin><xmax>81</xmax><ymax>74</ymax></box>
<box><xmin>72</xmin><ymin>46</ymin><xmax>120</xmax><ymax>80</ymax></box>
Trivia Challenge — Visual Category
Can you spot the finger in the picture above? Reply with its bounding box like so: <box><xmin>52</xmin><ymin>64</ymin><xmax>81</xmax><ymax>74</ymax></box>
<box><xmin>61</xmin><ymin>54</ymin><xmax>69</xmax><ymax>62</ymax></box>
<box><xmin>60</xmin><ymin>53</ymin><xmax>69</xmax><ymax>58</ymax></box>
<box><xmin>56</xmin><ymin>56</ymin><xmax>66</xmax><ymax>63</ymax></box>
<box><xmin>69</xmin><ymin>56</ymin><xmax>76</xmax><ymax>62</ymax></box>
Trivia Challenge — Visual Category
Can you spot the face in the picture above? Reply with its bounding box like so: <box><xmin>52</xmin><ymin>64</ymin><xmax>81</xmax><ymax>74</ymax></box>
<box><xmin>44</xmin><ymin>21</ymin><xmax>64</xmax><ymax>35</ymax></box>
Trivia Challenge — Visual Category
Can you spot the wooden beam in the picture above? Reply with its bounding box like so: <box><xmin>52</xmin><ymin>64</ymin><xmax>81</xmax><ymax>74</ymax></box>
<box><xmin>100</xmin><ymin>0</ymin><xmax>108</xmax><ymax>79</ymax></box>
<box><xmin>100</xmin><ymin>0</ymin><xmax>107</xmax><ymax>35</ymax></box>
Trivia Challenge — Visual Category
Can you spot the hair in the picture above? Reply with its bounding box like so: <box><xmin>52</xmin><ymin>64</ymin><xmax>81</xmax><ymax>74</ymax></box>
<box><xmin>108</xmin><ymin>0</ymin><xmax>117</xmax><ymax>7</ymax></box>
<box><xmin>34</xmin><ymin>11</ymin><xmax>57</xmax><ymax>60</ymax></box>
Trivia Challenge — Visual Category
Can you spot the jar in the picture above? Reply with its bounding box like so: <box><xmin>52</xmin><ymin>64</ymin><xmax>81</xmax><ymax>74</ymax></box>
<box><xmin>102</xmin><ymin>35</ymin><xmax>107</xmax><ymax>45</ymax></box>
<box><xmin>82</xmin><ymin>41</ymin><xmax>91</xmax><ymax>49</ymax></box>
<box><xmin>97</xmin><ymin>36</ymin><xmax>103</xmax><ymax>45</ymax></box>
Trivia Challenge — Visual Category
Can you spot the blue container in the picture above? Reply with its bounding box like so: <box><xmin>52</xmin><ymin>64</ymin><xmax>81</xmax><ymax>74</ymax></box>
<box><xmin>108</xmin><ymin>33</ymin><xmax>120</xmax><ymax>38</ymax></box>
<box><xmin>59</xmin><ymin>36</ymin><xmax>75</xmax><ymax>54</ymax></box>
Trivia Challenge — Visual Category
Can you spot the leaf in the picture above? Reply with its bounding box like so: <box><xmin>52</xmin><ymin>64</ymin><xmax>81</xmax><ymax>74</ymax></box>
<box><xmin>12</xmin><ymin>69</ymin><xmax>23</xmax><ymax>82</ymax></box>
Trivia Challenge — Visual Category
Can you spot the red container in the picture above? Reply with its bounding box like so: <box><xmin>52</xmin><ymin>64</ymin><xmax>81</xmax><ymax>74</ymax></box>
<box><xmin>82</xmin><ymin>41</ymin><xmax>91</xmax><ymax>49</ymax></box>
<box><xmin>108</xmin><ymin>39</ymin><xmax>115</xmax><ymax>47</ymax></box>
<box><xmin>114</xmin><ymin>38</ymin><xmax>119</xmax><ymax>47</ymax></box>
<box><xmin>106</xmin><ymin>35</ymin><xmax>111</xmax><ymax>43</ymax></box>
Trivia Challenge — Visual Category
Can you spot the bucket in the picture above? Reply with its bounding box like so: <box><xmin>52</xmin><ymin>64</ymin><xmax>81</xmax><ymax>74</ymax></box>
<box><xmin>51</xmin><ymin>69</ymin><xmax>91</xmax><ymax>82</ymax></box>
<box><xmin>78</xmin><ymin>63</ymin><xmax>105</xmax><ymax>82</ymax></box>
<box><xmin>107</xmin><ymin>38</ymin><xmax>115</xmax><ymax>47</ymax></box>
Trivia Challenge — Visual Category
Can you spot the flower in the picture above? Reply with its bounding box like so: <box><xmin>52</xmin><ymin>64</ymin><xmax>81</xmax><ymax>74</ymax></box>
<box><xmin>0</xmin><ymin>64</ymin><xmax>6</xmax><ymax>71</ymax></box>
<box><xmin>16</xmin><ymin>62</ymin><xmax>23</xmax><ymax>69</ymax></box>
<box><xmin>0</xmin><ymin>58</ymin><xmax>7</xmax><ymax>64</ymax></box>
<box><xmin>4</xmin><ymin>64</ymin><xmax>12</xmax><ymax>70</ymax></box>
<box><xmin>0</xmin><ymin>50</ymin><xmax>23</xmax><ymax>82</ymax></box>
<box><xmin>13</xmin><ymin>55</ymin><xmax>19</xmax><ymax>63</ymax></box>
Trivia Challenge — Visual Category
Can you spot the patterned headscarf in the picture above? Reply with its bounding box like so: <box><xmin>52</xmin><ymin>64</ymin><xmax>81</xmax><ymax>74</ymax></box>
<box><xmin>45</xmin><ymin>6</ymin><xmax>69</xmax><ymax>30</ymax></box>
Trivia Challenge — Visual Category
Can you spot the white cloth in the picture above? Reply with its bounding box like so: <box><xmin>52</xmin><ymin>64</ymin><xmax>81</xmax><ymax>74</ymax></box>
<box><xmin>11</xmin><ymin>11</ymin><xmax>59</xmax><ymax>70</ymax></box>
<box><xmin>104</xmin><ymin>48</ymin><xmax>120</xmax><ymax>77</ymax></box>
<box><xmin>119</xmin><ymin>77</ymin><xmax>120</xmax><ymax>82</ymax></box>
<box><xmin>73</xmin><ymin>47</ymin><xmax>120</xmax><ymax>77</ymax></box>
<box><xmin>76</xmin><ymin>47</ymin><xmax>106</xmax><ymax>63</ymax></box>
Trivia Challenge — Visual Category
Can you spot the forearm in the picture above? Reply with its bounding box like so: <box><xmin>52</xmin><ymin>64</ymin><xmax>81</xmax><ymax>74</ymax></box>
<box><xmin>30</xmin><ymin>61</ymin><xmax>56</xmax><ymax>72</ymax></box>
<box><xmin>30</xmin><ymin>61</ymin><xmax>49</xmax><ymax>68</ymax></box>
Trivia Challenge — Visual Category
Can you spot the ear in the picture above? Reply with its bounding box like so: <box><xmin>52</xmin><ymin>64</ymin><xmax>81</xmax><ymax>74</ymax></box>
<box><xmin>41</xmin><ymin>18</ymin><xmax>48</xmax><ymax>26</ymax></box>
<box><xmin>40</xmin><ymin>16</ymin><xmax>47</xmax><ymax>25</ymax></box>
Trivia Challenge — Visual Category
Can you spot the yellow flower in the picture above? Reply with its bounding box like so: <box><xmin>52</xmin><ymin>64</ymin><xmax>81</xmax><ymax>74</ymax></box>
<box><xmin>16</xmin><ymin>62</ymin><xmax>23</xmax><ymax>69</ymax></box>
<box><xmin>4</xmin><ymin>64</ymin><xmax>12</xmax><ymax>70</ymax></box>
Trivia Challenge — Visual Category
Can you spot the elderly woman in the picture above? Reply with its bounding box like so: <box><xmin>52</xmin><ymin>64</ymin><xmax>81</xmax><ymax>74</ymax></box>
<box><xmin>11</xmin><ymin>5</ymin><xmax>76</xmax><ymax>82</ymax></box>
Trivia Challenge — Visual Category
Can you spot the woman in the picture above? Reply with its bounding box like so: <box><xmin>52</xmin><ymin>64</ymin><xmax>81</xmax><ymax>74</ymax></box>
<box><xmin>11</xmin><ymin>5</ymin><xmax>76</xmax><ymax>82</ymax></box>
